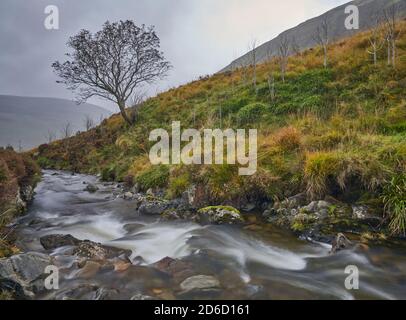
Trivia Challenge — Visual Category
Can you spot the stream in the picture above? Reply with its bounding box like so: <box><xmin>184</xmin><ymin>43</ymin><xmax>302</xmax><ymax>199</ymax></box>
<box><xmin>12</xmin><ymin>170</ymin><xmax>406</xmax><ymax>300</ymax></box>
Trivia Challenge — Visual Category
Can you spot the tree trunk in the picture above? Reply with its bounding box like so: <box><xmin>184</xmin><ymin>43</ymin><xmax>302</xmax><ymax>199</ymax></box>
<box><xmin>392</xmin><ymin>39</ymin><xmax>396</xmax><ymax>68</ymax></box>
<box><xmin>373</xmin><ymin>50</ymin><xmax>377</xmax><ymax>66</ymax></box>
<box><xmin>323</xmin><ymin>46</ymin><xmax>328</xmax><ymax>68</ymax></box>
<box><xmin>118</xmin><ymin>100</ymin><xmax>133</xmax><ymax>125</ymax></box>
<box><xmin>387</xmin><ymin>40</ymin><xmax>391</xmax><ymax>65</ymax></box>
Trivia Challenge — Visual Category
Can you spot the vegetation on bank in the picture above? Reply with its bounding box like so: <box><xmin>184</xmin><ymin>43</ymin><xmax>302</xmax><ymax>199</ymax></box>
<box><xmin>0</xmin><ymin>147</ymin><xmax>40</xmax><ymax>258</ymax></box>
<box><xmin>34</xmin><ymin>21</ymin><xmax>406</xmax><ymax>236</ymax></box>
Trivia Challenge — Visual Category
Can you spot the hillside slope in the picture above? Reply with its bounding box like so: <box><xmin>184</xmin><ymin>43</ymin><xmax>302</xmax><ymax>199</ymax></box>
<box><xmin>0</xmin><ymin>95</ymin><xmax>110</xmax><ymax>150</ymax></box>
<box><xmin>221</xmin><ymin>0</ymin><xmax>406</xmax><ymax>72</ymax></box>
<box><xmin>35</xmin><ymin>22</ymin><xmax>406</xmax><ymax>236</ymax></box>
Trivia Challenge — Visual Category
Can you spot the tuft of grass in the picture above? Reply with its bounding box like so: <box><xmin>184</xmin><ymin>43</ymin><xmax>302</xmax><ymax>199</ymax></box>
<box><xmin>274</xmin><ymin>126</ymin><xmax>302</xmax><ymax>152</ymax></box>
<box><xmin>382</xmin><ymin>175</ymin><xmax>406</xmax><ymax>236</ymax></box>
<box><xmin>136</xmin><ymin>165</ymin><xmax>170</xmax><ymax>191</ymax></box>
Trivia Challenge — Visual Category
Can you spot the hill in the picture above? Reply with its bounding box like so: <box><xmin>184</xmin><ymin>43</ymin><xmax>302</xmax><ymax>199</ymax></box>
<box><xmin>221</xmin><ymin>0</ymin><xmax>406</xmax><ymax>72</ymax></box>
<box><xmin>0</xmin><ymin>95</ymin><xmax>111</xmax><ymax>150</ymax></box>
<box><xmin>34</xmin><ymin>20</ymin><xmax>406</xmax><ymax>237</ymax></box>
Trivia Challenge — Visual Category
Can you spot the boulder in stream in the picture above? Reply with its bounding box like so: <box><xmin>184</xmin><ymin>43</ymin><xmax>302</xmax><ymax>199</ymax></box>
<box><xmin>197</xmin><ymin>206</ymin><xmax>244</xmax><ymax>224</ymax></box>
<box><xmin>0</xmin><ymin>252</ymin><xmax>53</xmax><ymax>299</ymax></box>
<box><xmin>39</xmin><ymin>234</ymin><xmax>132</xmax><ymax>262</ymax></box>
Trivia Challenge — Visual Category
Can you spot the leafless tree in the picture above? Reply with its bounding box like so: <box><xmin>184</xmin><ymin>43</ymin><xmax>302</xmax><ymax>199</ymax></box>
<box><xmin>383</xmin><ymin>4</ymin><xmax>401</xmax><ymax>67</ymax></box>
<box><xmin>45</xmin><ymin>130</ymin><xmax>56</xmax><ymax>144</ymax></box>
<box><xmin>367</xmin><ymin>13</ymin><xmax>385</xmax><ymax>66</ymax></box>
<box><xmin>278</xmin><ymin>36</ymin><xmax>290</xmax><ymax>82</ymax></box>
<box><xmin>61</xmin><ymin>122</ymin><xmax>72</xmax><ymax>139</ymax></box>
<box><xmin>265</xmin><ymin>44</ymin><xmax>274</xmax><ymax>62</ymax></box>
<box><xmin>83</xmin><ymin>114</ymin><xmax>95</xmax><ymax>131</ymax></box>
<box><xmin>249</xmin><ymin>39</ymin><xmax>258</xmax><ymax>92</ymax></box>
<box><xmin>268</xmin><ymin>72</ymin><xmax>276</xmax><ymax>102</ymax></box>
<box><xmin>313</xmin><ymin>18</ymin><xmax>329</xmax><ymax>68</ymax></box>
<box><xmin>291</xmin><ymin>36</ymin><xmax>301</xmax><ymax>56</ymax></box>
<box><xmin>52</xmin><ymin>20</ymin><xmax>171</xmax><ymax>125</ymax></box>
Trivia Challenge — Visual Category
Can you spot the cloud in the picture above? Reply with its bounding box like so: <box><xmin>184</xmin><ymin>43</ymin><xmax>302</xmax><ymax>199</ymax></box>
<box><xmin>0</xmin><ymin>0</ymin><xmax>349</xmax><ymax>111</ymax></box>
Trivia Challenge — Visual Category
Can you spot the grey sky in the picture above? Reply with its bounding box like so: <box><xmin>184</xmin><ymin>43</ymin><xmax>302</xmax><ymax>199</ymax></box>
<box><xmin>0</xmin><ymin>0</ymin><xmax>349</xmax><ymax>111</ymax></box>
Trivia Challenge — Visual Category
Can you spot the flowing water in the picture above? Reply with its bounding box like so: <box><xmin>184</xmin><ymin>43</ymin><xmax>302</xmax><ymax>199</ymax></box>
<box><xmin>13</xmin><ymin>171</ymin><xmax>406</xmax><ymax>300</ymax></box>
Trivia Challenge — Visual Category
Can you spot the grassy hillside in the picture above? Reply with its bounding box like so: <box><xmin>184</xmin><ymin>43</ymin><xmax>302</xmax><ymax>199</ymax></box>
<box><xmin>0</xmin><ymin>148</ymin><xmax>40</xmax><ymax>257</ymax></box>
<box><xmin>35</xmin><ymin>22</ymin><xmax>406</xmax><ymax>235</ymax></box>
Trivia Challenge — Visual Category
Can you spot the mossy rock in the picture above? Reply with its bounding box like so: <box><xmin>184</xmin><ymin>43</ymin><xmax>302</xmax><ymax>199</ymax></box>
<box><xmin>197</xmin><ymin>206</ymin><xmax>244</xmax><ymax>224</ymax></box>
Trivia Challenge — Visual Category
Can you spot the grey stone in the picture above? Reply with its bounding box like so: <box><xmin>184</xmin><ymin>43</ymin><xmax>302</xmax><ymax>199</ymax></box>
<box><xmin>180</xmin><ymin>275</ymin><xmax>220</xmax><ymax>292</ymax></box>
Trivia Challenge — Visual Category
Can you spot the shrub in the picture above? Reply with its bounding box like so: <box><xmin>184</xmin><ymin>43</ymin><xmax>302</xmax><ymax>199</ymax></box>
<box><xmin>382</xmin><ymin>175</ymin><xmax>406</xmax><ymax>236</ymax></box>
<box><xmin>136</xmin><ymin>165</ymin><xmax>170</xmax><ymax>191</ymax></box>
<box><xmin>221</xmin><ymin>97</ymin><xmax>249</xmax><ymax>115</ymax></box>
<box><xmin>237</xmin><ymin>102</ymin><xmax>268</xmax><ymax>124</ymax></box>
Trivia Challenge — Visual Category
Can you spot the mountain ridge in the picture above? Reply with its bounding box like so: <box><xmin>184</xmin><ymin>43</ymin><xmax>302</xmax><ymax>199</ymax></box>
<box><xmin>0</xmin><ymin>95</ymin><xmax>111</xmax><ymax>150</ymax></box>
<box><xmin>221</xmin><ymin>0</ymin><xmax>406</xmax><ymax>72</ymax></box>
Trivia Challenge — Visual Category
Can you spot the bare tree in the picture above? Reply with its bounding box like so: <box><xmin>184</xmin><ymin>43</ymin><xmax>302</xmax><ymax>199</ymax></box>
<box><xmin>52</xmin><ymin>20</ymin><xmax>171</xmax><ymax>125</ymax></box>
<box><xmin>278</xmin><ymin>36</ymin><xmax>290</xmax><ymax>82</ymax></box>
<box><xmin>83</xmin><ymin>114</ymin><xmax>95</xmax><ymax>131</ymax></box>
<box><xmin>265</xmin><ymin>45</ymin><xmax>276</xmax><ymax>101</ymax></box>
<box><xmin>383</xmin><ymin>4</ymin><xmax>401</xmax><ymax>67</ymax></box>
<box><xmin>313</xmin><ymin>18</ymin><xmax>329</xmax><ymax>68</ymax></box>
<box><xmin>45</xmin><ymin>130</ymin><xmax>56</xmax><ymax>143</ymax></box>
<box><xmin>249</xmin><ymin>39</ymin><xmax>258</xmax><ymax>92</ymax></box>
<box><xmin>268</xmin><ymin>72</ymin><xmax>276</xmax><ymax>102</ymax></box>
<box><xmin>61</xmin><ymin>122</ymin><xmax>72</xmax><ymax>139</ymax></box>
<box><xmin>291</xmin><ymin>36</ymin><xmax>301</xmax><ymax>56</ymax></box>
<box><xmin>367</xmin><ymin>13</ymin><xmax>385</xmax><ymax>66</ymax></box>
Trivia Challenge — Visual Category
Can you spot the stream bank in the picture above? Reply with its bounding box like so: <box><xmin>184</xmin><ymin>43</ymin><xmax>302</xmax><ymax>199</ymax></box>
<box><xmin>1</xmin><ymin>170</ymin><xmax>406</xmax><ymax>300</ymax></box>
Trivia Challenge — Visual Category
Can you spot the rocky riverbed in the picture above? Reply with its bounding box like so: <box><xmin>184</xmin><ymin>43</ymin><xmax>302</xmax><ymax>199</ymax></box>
<box><xmin>1</xmin><ymin>170</ymin><xmax>406</xmax><ymax>300</ymax></box>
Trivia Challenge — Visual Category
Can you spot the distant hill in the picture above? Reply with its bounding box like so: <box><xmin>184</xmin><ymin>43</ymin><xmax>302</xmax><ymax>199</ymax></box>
<box><xmin>221</xmin><ymin>0</ymin><xmax>406</xmax><ymax>72</ymax></box>
<box><xmin>0</xmin><ymin>95</ymin><xmax>111</xmax><ymax>150</ymax></box>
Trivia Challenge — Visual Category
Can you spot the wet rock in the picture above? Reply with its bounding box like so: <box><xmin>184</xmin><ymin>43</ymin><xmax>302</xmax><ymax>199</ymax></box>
<box><xmin>152</xmin><ymin>257</ymin><xmax>194</xmax><ymax>282</ymax></box>
<box><xmin>262</xmin><ymin>209</ymin><xmax>272</xmax><ymax>218</ymax></box>
<box><xmin>352</xmin><ymin>205</ymin><xmax>382</xmax><ymax>227</ymax></box>
<box><xmin>94</xmin><ymin>287</ymin><xmax>120</xmax><ymax>300</ymax></box>
<box><xmin>330</xmin><ymin>233</ymin><xmax>352</xmax><ymax>254</ymax></box>
<box><xmin>130</xmin><ymin>293</ymin><xmax>157</xmax><ymax>300</ymax></box>
<box><xmin>123</xmin><ymin>192</ymin><xmax>134</xmax><ymax>200</ymax></box>
<box><xmin>40</xmin><ymin>234</ymin><xmax>81</xmax><ymax>250</ymax></box>
<box><xmin>39</xmin><ymin>234</ymin><xmax>132</xmax><ymax>262</ymax></box>
<box><xmin>54</xmin><ymin>284</ymin><xmax>99</xmax><ymax>300</ymax></box>
<box><xmin>72</xmin><ymin>240</ymin><xmax>132</xmax><ymax>261</ymax></box>
<box><xmin>123</xmin><ymin>223</ymin><xmax>145</xmax><ymax>233</ymax></box>
<box><xmin>0</xmin><ymin>252</ymin><xmax>53</xmax><ymax>298</ymax></box>
<box><xmin>84</xmin><ymin>184</ymin><xmax>99</xmax><ymax>193</ymax></box>
<box><xmin>75</xmin><ymin>261</ymin><xmax>101</xmax><ymax>278</ymax></box>
<box><xmin>138</xmin><ymin>200</ymin><xmax>169</xmax><ymax>215</ymax></box>
<box><xmin>197</xmin><ymin>206</ymin><xmax>244</xmax><ymax>224</ymax></box>
<box><xmin>182</xmin><ymin>185</ymin><xmax>197</xmax><ymax>208</ymax></box>
<box><xmin>241</xmin><ymin>203</ymin><xmax>256</xmax><ymax>212</ymax></box>
<box><xmin>179</xmin><ymin>275</ymin><xmax>220</xmax><ymax>292</ymax></box>
<box><xmin>113</xmin><ymin>260</ymin><xmax>131</xmax><ymax>272</ymax></box>
<box><xmin>160</xmin><ymin>209</ymin><xmax>181</xmax><ymax>221</ymax></box>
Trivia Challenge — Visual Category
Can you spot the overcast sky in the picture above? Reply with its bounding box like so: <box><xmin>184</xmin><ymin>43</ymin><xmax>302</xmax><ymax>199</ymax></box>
<box><xmin>0</xmin><ymin>0</ymin><xmax>349</xmax><ymax>111</ymax></box>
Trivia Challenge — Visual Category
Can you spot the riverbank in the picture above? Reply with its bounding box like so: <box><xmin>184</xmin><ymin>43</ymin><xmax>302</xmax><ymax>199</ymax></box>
<box><xmin>0</xmin><ymin>148</ymin><xmax>40</xmax><ymax>259</ymax></box>
<box><xmin>2</xmin><ymin>170</ymin><xmax>406</xmax><ymax>300</ymax></box>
